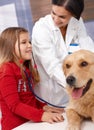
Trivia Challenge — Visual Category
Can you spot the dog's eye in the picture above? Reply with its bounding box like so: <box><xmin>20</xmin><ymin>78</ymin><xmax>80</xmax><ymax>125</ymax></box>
<box><xmin>80</xmin><ymin>61</ymin><xmax>88</xmax><ymax>67</ymax></box>
<box><xmin>66</xmin><ymin>64</ymin><xmax>71</xmax><ymax>68</ymax></box>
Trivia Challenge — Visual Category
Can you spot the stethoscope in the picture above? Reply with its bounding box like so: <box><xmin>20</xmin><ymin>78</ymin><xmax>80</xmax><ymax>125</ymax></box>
<box><xmin>24</xmin><ymin>69</ymin><xmax>66</xmax><ymax>108</ymax></box>
<box><xmin>29</xmin><ymin>42</ymin><xmax>79</xmax><ymax>108</ymax></box>
<box><xmin>26</xmin><ymin>36</ymin><xmax>80</xmax><ymax>108</ymax></box>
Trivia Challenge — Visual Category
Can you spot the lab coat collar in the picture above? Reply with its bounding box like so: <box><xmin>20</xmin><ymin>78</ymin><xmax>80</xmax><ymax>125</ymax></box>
<box><xmin>48</xmin><ymin>15</ymin><xmax>80</xmax><ymax>45</ymax></box>
<box><xmin>48</xmin><ymin>15</ymin><xmax>60</xmax><ymax>31</ymax></box>
<box><xmin>66</xmin><ymin>17</ymin><xmax>80</xmax><ymax>46</ymax></box>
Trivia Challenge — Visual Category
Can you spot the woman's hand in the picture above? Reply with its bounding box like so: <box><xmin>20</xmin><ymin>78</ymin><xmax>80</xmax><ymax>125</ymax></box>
<box><xmin>41</xmin><ymin>111</ymin><xmax>64</xmax><ymax>123</ymax></box>
<box><xmin>43</xmin><ymin>105</ymin><xmax>65</xmax><ymax>113</ymax></box>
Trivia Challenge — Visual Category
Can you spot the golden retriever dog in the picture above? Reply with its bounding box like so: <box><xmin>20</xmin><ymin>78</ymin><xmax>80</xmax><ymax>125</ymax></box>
<box><xmin>63</xmin><ymin>50</ymin><xmax>94</xmax><ymax>130</ymax></box>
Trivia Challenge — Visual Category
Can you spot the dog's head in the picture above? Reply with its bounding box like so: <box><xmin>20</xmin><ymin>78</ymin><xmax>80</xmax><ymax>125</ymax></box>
<box><xmin>63</xmin><ymin>49</ymin><xmax>94</xmax><ymax>100</ymax></box>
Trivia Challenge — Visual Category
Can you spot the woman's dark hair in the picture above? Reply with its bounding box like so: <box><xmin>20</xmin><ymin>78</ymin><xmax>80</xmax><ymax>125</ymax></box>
<box><xmin>52</xmin><ymin>0</ymin><xmax>84</xmax><ymax>19</ymax></box>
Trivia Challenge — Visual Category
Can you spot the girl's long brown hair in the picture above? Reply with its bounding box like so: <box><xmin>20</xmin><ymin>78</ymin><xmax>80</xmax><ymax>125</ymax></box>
<box><xmin>0</xmin><ymin>27</ymin><xmax>40</xmax><ymax>84</ymax></box>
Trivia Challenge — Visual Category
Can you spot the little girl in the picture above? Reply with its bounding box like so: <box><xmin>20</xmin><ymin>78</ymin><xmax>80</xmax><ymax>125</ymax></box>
<box><xmin>0</xmin><ymin>27</ymin><xmax>64</xmax><ymax>130</ymax></box>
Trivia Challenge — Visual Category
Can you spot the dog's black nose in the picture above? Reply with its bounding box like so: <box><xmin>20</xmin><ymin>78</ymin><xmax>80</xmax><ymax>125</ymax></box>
<box><xmin>66</xmin><ymin>76</ymin><xmax>76</xmax><ymax>86</ymax></box>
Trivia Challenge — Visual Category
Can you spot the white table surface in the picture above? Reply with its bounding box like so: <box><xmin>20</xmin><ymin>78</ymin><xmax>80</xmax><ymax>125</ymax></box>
<box><xmin>13</xmin><ymin>113</ymin><xmax>94</xmax><ymax>130</ymax></box>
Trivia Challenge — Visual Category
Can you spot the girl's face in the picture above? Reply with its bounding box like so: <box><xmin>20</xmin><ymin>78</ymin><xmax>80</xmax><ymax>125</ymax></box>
<box><xmin>15</xmin><ymin>32</ymin><xmax>32</xmax><ymax>61</ymax></box>
<box><xmin>51</xmin><ymin>5</ymin><xmax>72</xmax><ymax>28</ymax></box>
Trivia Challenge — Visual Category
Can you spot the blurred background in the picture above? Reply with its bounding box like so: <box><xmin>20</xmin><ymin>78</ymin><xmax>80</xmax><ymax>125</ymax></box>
<box><xmin>0</xmin><ymin>0</ymin><xmax>94</xmax><ymax>129</ymax></box>
<box><xmin>30</xmin><ymin>0</ymin><xmax>94</xmax><ymax>41</ymax></box>
<box><xmin>30</xmin><ymin>0</ymin><xmax>94</xmax><ymax>23</ymax></box>
<box><xmin>0</xmin><ymin>0</ymin><xmax>94</xmax><ymax>38</ymax></box>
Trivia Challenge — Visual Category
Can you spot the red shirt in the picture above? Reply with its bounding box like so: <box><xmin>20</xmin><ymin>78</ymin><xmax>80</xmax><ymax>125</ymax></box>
<box><xmin>0</xmin><ymin>62</ymin><xmax>45</xmax><ymax>130</ymax></box>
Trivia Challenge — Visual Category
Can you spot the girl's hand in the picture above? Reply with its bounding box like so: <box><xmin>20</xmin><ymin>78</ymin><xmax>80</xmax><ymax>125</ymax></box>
<box><xmin>43</xmin><ymin>105</ymin><xmax>65</xmax><ymax>113</ymax></box>
<box><xmin>41</xmin><ymin>112</ymin><xmax>64</xmax><ymax>123</ymax></box>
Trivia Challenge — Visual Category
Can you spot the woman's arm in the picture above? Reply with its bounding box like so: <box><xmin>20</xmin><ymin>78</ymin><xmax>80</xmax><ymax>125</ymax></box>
<box><xmin>32</xmin><ymin>23</ymin><xmax>66</xmax><ymax>87</ymax></box>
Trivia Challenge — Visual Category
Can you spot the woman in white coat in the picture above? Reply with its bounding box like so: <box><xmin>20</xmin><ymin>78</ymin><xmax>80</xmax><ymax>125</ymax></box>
<box><xmin>32</xmin><ymin>0</ymin><xmax>94</xmax><ymax>108</ymax></box>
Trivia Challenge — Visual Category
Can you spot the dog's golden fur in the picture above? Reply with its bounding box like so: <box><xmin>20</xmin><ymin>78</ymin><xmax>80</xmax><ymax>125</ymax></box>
<box><xmin>63</xmin><ymin>50</ymin><xmax>94</xmax><ymax>130</ymax></box>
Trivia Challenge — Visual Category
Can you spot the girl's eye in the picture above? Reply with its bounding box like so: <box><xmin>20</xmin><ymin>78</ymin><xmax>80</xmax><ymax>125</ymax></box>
<box><xmin>29</xmin><ymin>41</ymin><xmax>32</xmax><ymax>44</ymax></box>
<box><xmin>21</xmin><ymin>41</ymin><xmax>26</xmax><ymax>44</ymax></box>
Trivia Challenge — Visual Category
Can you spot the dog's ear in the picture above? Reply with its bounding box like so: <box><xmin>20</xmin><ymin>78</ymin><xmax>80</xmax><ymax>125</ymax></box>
<box><xmin>63</xmin><ymin>60</ymin><xmax>67</xmax><ymax>76</ymax></box>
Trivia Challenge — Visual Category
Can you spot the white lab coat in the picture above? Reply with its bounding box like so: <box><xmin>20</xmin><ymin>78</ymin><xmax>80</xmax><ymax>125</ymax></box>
<box><xmin>32</xmin><ymin>15</ymin><xmax>94</xmax><ymax>107</ymax></box>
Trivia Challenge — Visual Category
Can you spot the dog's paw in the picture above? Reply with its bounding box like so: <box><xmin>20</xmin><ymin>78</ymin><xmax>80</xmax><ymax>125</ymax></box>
<box><xmin>66</xmin><ymin>124</ymin><xmax>81</xmax><ymax>130</ymax></box>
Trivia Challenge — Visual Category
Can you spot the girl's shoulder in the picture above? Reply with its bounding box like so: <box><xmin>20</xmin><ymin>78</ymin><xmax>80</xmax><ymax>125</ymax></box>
<box><xmin>0</xmin><ymin>62</ymin><xmax>19</xmax><ymax>75</ymax></box>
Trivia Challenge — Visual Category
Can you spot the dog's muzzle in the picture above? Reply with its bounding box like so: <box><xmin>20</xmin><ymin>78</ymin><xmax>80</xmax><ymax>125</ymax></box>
<box><xmin>66</xmin><ymin>75</ymin><xmax>76</xmax><ymax>86</ymax></box>
<box><xmin>66</xmin><ymin>76</ymin><xmax>93</xmax><ymax>99</ymax></box>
